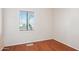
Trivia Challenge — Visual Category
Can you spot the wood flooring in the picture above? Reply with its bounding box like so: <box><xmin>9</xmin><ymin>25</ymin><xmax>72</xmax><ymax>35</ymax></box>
<box><xmin>2</xmin><ymin>39</ymin><xmax>77</xmax><ymax>51</ymax></box>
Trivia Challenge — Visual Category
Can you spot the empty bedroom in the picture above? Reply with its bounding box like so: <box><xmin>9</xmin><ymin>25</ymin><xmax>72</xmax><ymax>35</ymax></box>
<box><xmin>0</xmin><ymin>8</ymin><xmax>79</xmax><ymax>51</ymax></box>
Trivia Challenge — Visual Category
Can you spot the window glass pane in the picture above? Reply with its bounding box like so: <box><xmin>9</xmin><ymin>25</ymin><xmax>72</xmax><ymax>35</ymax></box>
<box><xmin>19</xmin><ymin>11</ymin><xmax>28</xmax><ymax>30</ymax></box>
<box><xmin>28</xmin><ymin>11</ymin><xmax>34</xmax><ymax>30</ymax></box>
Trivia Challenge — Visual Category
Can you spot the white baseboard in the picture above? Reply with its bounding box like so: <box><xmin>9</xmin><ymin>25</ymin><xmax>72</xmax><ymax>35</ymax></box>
<box><xmin>54</xmin><ymin>38</ymin><xmax>79</xmax><ymax>50</ymax></box>
<box><xmin>4</xmin><ymin>38</ymin><xmax>52</xmax><ymax>47</ymax></box>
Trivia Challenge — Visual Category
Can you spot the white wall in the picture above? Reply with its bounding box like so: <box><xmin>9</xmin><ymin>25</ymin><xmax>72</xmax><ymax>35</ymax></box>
<box><xmin>53</xmin><ymin>8</ymin><xmax>79</xmax><ymax>50</ymax></box>
<box><xmin>0</xmin><ymin>8</ymin><xmax>4</xmax><ymax>50</ymax></box>
<box><xmin>4</xmin><ymin>8</ymin><xmax>54</xmax><ymax>46</ymax></box>
<box><xmin>0</xmin><ymin>9</ymin><xmax>2</xmax><ymax>36</ymax></box>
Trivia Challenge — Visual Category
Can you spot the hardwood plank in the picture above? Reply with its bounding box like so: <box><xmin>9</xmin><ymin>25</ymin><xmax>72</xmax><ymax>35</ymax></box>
<box><xmin>46</xmin><ymin>39</ymin><xmax>76</xmax><ymax>51</ymax></box>
<box><xmin>14</xmin><ymin>44</ymin><xmax>27</xmax><ymax>51</ymax></box>
<box><xmin>2</xmin><ymin>39</ymin><xmax>77</xmax><ymax>51</ymax></box>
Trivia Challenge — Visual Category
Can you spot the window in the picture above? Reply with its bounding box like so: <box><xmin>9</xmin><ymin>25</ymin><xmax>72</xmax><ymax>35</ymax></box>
<box><xmin>19</xmin><ymin>11</ymin><xmax>34</xmax><ymax>31</ymax></box>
